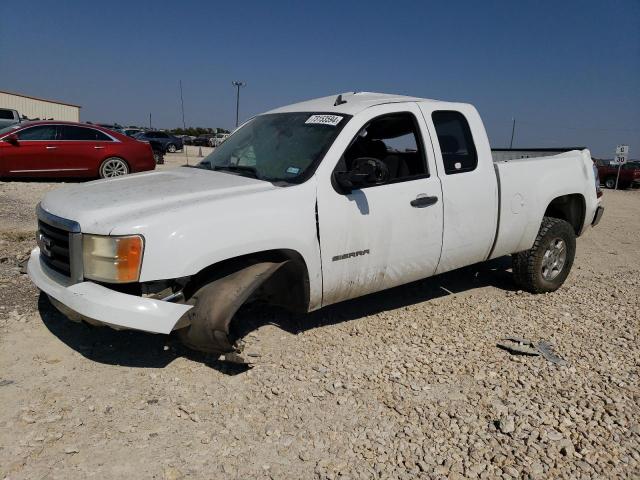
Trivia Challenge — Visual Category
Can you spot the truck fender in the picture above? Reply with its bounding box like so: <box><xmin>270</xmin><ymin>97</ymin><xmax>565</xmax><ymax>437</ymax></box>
<box><xmin>177</xmin><ymin>261</ymin><xmax>289</xmax><ymax>354</ymax></box>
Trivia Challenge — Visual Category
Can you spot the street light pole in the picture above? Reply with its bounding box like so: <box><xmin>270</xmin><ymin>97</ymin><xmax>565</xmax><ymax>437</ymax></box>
<box><xmin>232</xmin><ymin>81</ymin><xmax>246</xmax><ymax>128</ymax></box>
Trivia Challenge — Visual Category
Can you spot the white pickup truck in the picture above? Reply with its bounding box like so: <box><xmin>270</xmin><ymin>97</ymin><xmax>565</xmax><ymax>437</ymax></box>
<box><xmin>28</xmin><ymin>92</ymin><xmax>603</xmax><ymax>359</ymax></box>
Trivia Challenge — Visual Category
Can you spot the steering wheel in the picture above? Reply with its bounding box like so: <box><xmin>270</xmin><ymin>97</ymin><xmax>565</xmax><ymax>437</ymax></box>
<box><xmin>352</xmin><ymin>157</ymin><xmax>390</xmax><ymax>185</ymax></box>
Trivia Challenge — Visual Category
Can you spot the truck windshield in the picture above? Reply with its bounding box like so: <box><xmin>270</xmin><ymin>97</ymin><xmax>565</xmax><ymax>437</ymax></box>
<box><xmin>196</xmin><ymin>112</ymin><xmax>350</xmax><ymax>183</ymax></box>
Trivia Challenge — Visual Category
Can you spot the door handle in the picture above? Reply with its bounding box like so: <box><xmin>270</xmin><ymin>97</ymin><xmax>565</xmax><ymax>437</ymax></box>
<box><xmin>410</xmin><ymin>195</ymin><xmax>438</xmax><ymax>208</ymax></box>
<box><xmin>45</xmin><ymin>146</ymin><xmax>57</xmax><ymax>150</ymax></box>
<box><xmin>94</xmin><ymin>146</ymin><xmax>105</xmax><ymax>150</ymax></box>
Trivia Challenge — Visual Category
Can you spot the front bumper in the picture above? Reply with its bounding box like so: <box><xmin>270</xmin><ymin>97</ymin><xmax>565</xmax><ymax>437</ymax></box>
<box><xmin>28</xmin><ymin>248</ymin><xmax>192</xmax><ymax>334</ymax></box>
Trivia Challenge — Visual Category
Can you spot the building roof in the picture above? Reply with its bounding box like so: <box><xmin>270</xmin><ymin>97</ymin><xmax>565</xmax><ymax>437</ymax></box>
<box><xmin>266</xmin><ymin>91</ymin><xmax>446</xmax><ymax>115</ymax></box>
<box><xmin>0</xmin><ymin>90</ymin><xmax>81</xmax><ymax>108</ymax></box>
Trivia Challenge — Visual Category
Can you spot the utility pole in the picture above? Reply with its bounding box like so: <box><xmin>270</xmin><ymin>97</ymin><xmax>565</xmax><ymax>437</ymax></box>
<box><xmin>149</xmin><ymin>113</ymin><xmax>152</xmax><ymax>129</ymax></box>
<box><xmin>232</xmin><ymin>81</ymin><xmax>246</xmax><ymax>128</ymax></box>
<box><xmin>509</xmin><ymin>118</ymin><xmax>516</xmax><ymax>148</ymax></box>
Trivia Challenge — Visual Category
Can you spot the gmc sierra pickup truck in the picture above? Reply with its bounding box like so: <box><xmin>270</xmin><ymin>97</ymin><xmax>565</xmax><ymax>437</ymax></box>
<box><xmin>28</xmin><ymin>92</ymin><xmax>604</xmax><ymax>360</ymax></box>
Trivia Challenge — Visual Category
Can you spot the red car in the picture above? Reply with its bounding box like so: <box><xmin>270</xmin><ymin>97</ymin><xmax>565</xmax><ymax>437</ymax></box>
<box><xmin>0</xmin><ymin>121</ymin><xmax>155</xmax><ymax>179</ymax></box>
<box><xmin>596</xmin><ymin>160</ymin><xmax>640</xmax><ymax>189</ymax></box>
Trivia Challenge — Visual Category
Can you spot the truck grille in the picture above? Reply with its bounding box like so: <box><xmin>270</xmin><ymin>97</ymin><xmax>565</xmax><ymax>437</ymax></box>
<box><xmin>37</xmin><ymin>220</ymin><xmax>71</xmax><ymax>276</ymax></box>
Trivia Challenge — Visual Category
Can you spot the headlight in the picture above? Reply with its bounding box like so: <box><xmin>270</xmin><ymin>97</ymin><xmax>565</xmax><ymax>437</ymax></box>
<box><xmin>82</xmin><ymin>234</ymin><xmax>144</xmax><ymax>283</ymax></box>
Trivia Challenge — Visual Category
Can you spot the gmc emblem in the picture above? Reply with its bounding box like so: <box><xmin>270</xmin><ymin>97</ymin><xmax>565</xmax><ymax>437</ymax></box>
<box><xmin>37</xmin><ymin>232</ymin><xmax>53</xmax><ymax>257</ymax></box>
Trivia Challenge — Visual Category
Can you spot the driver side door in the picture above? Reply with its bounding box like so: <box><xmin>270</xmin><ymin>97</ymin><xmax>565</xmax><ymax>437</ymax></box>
<box><xmin>317</xmin><ymin>104</ymin><xmax>444</xmax><ymax>306</ymax></box>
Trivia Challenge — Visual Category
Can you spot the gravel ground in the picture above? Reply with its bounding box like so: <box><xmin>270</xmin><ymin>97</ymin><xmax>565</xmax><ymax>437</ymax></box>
<box><xmin>0</xmin><ymin>173</ymin><xmax>638</xmax><ymax>479</ymax></box>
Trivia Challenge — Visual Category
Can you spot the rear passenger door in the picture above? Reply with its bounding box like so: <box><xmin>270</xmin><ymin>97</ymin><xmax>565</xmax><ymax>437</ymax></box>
<box><xmin>418</xmin><ymin>103</ymin><xmax>498</xmax><ymax>274</ymax></box>
<box><xmin>57</xmin><ymin>125</ymin><xmax>116</xmax><ymax>176</ymax></box>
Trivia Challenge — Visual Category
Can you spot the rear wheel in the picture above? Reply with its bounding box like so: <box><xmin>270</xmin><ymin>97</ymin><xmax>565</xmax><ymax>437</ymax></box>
<box><xmin>512</xmin><ymin>217</ymin><xmax>576</xmax><ymax>293</ymax></box>
<box><xmin>99</xmin><ymin>157</ymin><xmax>129</xmax><ymax>178</ymax></box>
<box><xmin>166</xmin><ymin>143</ymin><xmax>177</xmax><ymax>153</ymax></box>
<box><xmin>604</xmin><ymin>176</ymin><xmax>616</xmax><ymax>189</ymax></box>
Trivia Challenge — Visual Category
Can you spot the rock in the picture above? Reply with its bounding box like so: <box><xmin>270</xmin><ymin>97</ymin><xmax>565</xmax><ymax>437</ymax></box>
<box><xmin>21</xmin><ymin>414</ymin><xmax>36</xmax><ymax>424</ymax></box>
<box><xmin>498</xmin><ymin>417</ymin><xmax>515</xmax><ymax>434</ymax></box>
<box><xmin>64</xmin><ymin>447</ymin><xmax>79</xmax><ymax>454</ymax></box>
<box><xmin>163</xmin><ymin>466</ymin><xmax>183</xmax><ymax>480</ymax></box>
<box><xmin>559</xmin><ymin>439</ymin><xmax>575</xmax><ymax>456</ymax></box>
<box><xmin>529</xmin><ymin>461</ymin><xmax>544</xmax><ymax>476</ymax></box>
<box><xmin>299</xmin><ymin>451</ymin><xmax>311</xmax><ymax>461</ymax></box>
<box><xmin>547</xmin><ymin>429</ymin><xmax>563</xmax><ymax>441</ymax></box>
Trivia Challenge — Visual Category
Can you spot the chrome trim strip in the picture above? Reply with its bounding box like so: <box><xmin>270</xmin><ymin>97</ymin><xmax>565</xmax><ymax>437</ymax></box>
<box><xmin>36</xmin><ymin>203</ymin><xmax>81</xmax><ymax>233</ymax></box>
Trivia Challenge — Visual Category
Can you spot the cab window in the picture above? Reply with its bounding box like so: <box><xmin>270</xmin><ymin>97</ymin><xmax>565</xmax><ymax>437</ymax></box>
<box><xmin>432</xmin><ymin>111</ymin><xmax>478</xmax><ymax>174</ymax></box>
<box><xmin>339</xmin><ymin>112</ymin><xmax>428</xmax><ymax>185</ymax></box>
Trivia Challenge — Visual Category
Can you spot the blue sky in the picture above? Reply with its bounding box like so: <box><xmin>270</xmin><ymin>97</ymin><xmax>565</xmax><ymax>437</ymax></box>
<box><xmin>1</xmin><ymin>0</ymin><xmax>638</xmax><ymax>157</ymax></box>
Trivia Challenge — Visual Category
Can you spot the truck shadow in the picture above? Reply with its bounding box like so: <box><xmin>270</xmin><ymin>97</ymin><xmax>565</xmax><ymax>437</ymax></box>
<box><xmin>242</xmin><ymin>256</ymin><xmax>516</xmax><ymax>335</ymax></box>
<box><xmin>38</xmin><ymin>256</ymin><xmax>514</xmax><ymax>375</ymax></box>
<box><xmin>37</xmin><ymin>294</ymin><xmax>250</xmax><ymax>375</ymax></box>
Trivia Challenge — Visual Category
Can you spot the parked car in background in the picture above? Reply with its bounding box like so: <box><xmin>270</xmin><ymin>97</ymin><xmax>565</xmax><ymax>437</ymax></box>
<box><xmin>0</xmin><ymin>121</ymin><xmax>155</xmax><ymax>178</ymax></box>
<box><xmin>176</xmin><ymin>134</ymin><xmax>196</xmax><ymax>145</ymax></box>
<box><xmin>597</xmin><ymin>160</ymin><xmax>640</xmax><ymax>189</ymax></box>
<box><xmin>134</xmin><ymin>131</ymin><xmax>183</xmax><ymax>153</ymax></box>
<box><xmin>0</xmin><ymin>108</ymin><xmax>21</xmax><ymax>128</ymax></box>
<box><xmin>148</xmin><ymin>139</ymin><xmax>166</xmax><ymax>164</ymax></box>
<box><xmin>96</xmin><ymin>123</ymin><xmax>124</xmax><ymax>133</ymax></box>
<box><xmin>191</xmin><ymin>134</ymin><xmax>216</xmax><ymax>147</ymax></box>
<box><xmin>213</xmin><ymin>132</ymin><xmax>230</xmax><ymax>147</ymax></box>
<box><xmin>123</xmin><ymin>128</ymin><xmax>144</xmax><ymax>137</ymax></box>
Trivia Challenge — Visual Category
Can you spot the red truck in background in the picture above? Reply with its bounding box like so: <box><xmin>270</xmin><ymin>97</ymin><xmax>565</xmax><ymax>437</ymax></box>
<box><xmin>596</xmin><ymin>160</ymin><xmax>640</xmax><ymax>189</ymax></box>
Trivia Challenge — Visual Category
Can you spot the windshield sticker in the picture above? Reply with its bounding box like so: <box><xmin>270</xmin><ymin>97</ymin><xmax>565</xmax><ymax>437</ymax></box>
<box><xmin>305</xmin><ymin>114</ymin><xmax>343</xmax><ymax>126</ymax></box>
<box><xmin>286</xmin><ymin>166</ymin><xmax>300</xmax><ymax>175</ymax></box>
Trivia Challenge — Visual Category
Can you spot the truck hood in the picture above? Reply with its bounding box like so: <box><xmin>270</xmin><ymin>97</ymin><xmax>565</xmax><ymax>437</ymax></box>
<box><xmin>40</xmin><ymin>167</ymin><xmax>277</xmax><ymax>234</ymax></box>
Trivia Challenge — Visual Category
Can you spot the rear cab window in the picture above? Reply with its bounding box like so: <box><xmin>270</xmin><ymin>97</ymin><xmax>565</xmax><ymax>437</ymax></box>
<box><xmin>432</xmin><ymin>111</ymin><xmax>478</xmax><ymax>175</ymax></box>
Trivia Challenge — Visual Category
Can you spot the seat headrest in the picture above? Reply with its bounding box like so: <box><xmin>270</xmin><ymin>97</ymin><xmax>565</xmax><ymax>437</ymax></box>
<box><xmin>367</xmin><ymin>139</ymin><xmax>388</xmax><ymax>158</ymax></box>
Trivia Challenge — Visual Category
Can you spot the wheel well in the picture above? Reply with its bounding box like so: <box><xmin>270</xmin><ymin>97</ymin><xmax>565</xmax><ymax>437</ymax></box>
<box><xmin>184</xmin><ymin>249</ymin><xmax>310</xmax><ymax>313</ymax></box>
<box><xmin>544</xmin><ymin>194</ymin><xmax>585</xmax><ymax>235</ymax></box>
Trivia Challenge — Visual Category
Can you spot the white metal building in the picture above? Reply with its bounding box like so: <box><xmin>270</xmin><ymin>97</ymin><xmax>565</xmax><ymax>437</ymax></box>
<box><xmin>0</xmin><ymin>90</ymin><xmax>81</xmax><ymax>122</ymax></box>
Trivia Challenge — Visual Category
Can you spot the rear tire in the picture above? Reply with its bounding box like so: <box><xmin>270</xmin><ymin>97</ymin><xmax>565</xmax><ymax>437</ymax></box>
<box><xmin>166</xmin><ymin>143</ymin><xmax>177</xmax><ymax>153</ymax></box>
<box><xmin>99</xmin><ymin>157</ymin><xmax>129</xmax><ymax>178</ymax></box>
<box><xmin>604</xmin><ymin>176</ymin><xmax>616</xmax><ymax>189</ymax></box>
<box><xmin>512</xmin><ymin>217</ymin><xmax>576</xmax><ymax>293</ymax></box>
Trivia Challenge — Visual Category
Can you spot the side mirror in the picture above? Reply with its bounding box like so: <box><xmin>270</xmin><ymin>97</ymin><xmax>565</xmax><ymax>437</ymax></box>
<box><xmin>3</xmin><ymin>134</ymin><xmax>19</xmax><ymax>145</ymax></box>
<box><xmin>334</xmin><ymin>157</ymin><xmax>389</xmax><ymax>193</ymax></box>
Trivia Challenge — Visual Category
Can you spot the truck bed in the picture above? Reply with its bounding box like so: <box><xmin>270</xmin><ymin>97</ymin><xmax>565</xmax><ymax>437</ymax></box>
<box><xmin>490</xmin><ymin>149</ymin><xmax>598</xmax><ymax>258</ymax></box>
